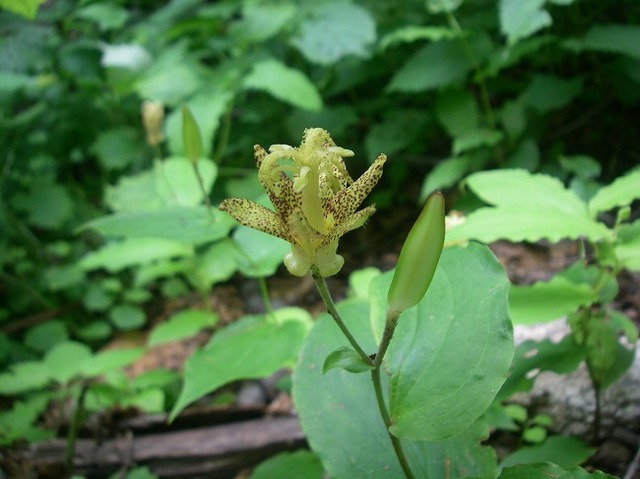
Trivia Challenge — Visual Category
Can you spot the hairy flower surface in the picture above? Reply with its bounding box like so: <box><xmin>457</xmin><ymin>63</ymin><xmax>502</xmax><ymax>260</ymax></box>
<box><xmin>220</xmin><ymin>128</ymin><xmax>386</xmax><ymax>277</ymax></box>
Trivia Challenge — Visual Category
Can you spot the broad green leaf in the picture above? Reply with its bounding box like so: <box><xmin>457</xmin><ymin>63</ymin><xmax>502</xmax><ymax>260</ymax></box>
<box><xmin>109</xmin><ymin>304</ymin><xmax>146</xmax><ymax>330</ymax></box>
<box><xmin>148</xmin><ymin>309</ymin><xmax>219</xmax><ymax>347</ymax></box>
<box><xmin>76</xmin><ymin>320</ymin><xmax>112</xmax><ymax>341</ymax></box>
<box><xmin>453</xmin><ymin>128</ymin><xmax>504</xmax><ymax>155</ymax></box>
<box><xmin>170</xmin><ymin>307</ymin><xmax>311</xmax><ymax>420</ymax></box>
<box><xmin>521</xmin><ymin>75</ymin><xmax>583</xmax><ymax>113</ymax></box>
<box><xmin>187</xmin><ymin>239</ymin><xmax>239</xmax><ymax>290</ymax></box>
<box><xmin>499</xmin><ymin>436</ymin><xmax>594</xmax><ymax>470</ymax></box>
<box><xmin>250</xmin><ymin>451</ymin><xmax>324</xmax><ymax>479</ymax></box>
<box><xmin>505</xmin><ymin>139</ymin><xmax>539</xmax><ymax>171</ymax></box>
<box><xmin>589</xmin><ymin>169</ymin><xmax>640</xmax><ymax>215</ymax></box>
<box><xmin>323</xmin><ymin>346</ymin><xmax>373</xmax><ymax>374</ymax></box>
<box><xmin>83</xmin><ymin>348</ymin><xmax>145</xmax><ymax>377</ymax></box>
<box><xmin>559</xmin><ymin>155</ymin><xmax>601</xmax><ymax>181</ymax></box>
<box><xmin>379</xmin><ymin>26</ymin><xmax>458</xmax><ymax>49</ymax></box>
<box><xmin>436</xmin><ymin>88</ymin><xmax>480</xmax><ymax>137</ymax></box>
<box><xmin>0</xmin><ymin>362</ymin><xmax>50</xmax><ymax>395</ymax></box>
<box><xmin>348</xmin><ymin>267</ymin><xmax>381</xmax><ymax>299</ymax></box>
<box><xmin>45</xmin><ymin>341</ymin><xmax>92</xmax><ymax>384</ymax></box>
<box><xmin>509</xmin><ymin>276</ymin><xmax>597</xmax><ymax>325</ymax></box>
<box><xmin>499</xmin><ymin>0</ymin><xmax>551</xmax><ymax>45</ymax></box>
<box><xmin>79</xmin><ymin>238</ymin><xmax>193</xmax><ymax>273</ymax></box>
<box><xmin>291</xmin><ymin>1</ymin><xmax>375</xmax><ymax>65</ymax></box>
<box><xmin>421</xmin><ymin>157</ymin><xmax>471</xmax><ymax>200</ymax></box>
<box><xmin>564</xmin><ymin>24</ymin><xmax>640</xmax><ymax>60</ymax></box>
<box><xmin>616</xmin><ymin>220</ymin><xmax>640</xmax><ymax>272</ymax></box>
<box><xmin>370</xmin><ymin>243</ymin><xmax>513</xmax><ymax>440</ymax></box>
<box><xmin>387</xmin><ymin>40</ymin><xmax>473</xmax><ymax>92</ymax></box>
<box><xmin>105</xmin><ymin>158</ymin><xmax>216</xmax><ymax>212</ymax></box>
<box><xmin>232</xmin><ymin>225</ymin><xmax>289</xmax><ymax>278</ymax></box>
<box><xmin>446</xmin><ymin>170</ymin><xmax>611</xmax><ymax>244</ymax></box>
<box><xmin>165</xmin><ymin>90</ymin><xmax>233</xmax><ymax>157</ymax></box>
<box><xmin>13</xmin><ymin>182</ymin><xmax>73</xmax><ymax>229</ymax></box>
<box><xmin>426</xmin><ymin>0</ymin><xmax>463</xmax><ymax>14</ymax></box>
<box><xmin>293</xmin><ymin>300</ymin><xmax>497</xmax><ymax>478</ymax></box>
<box><xmin>0</xmin><ymin>71</ymin><xmax>32</xmax><ymax>94</ymax></box>
<box><xmin>0</xmin><ymin>0</ymin><xmax>45</xmax><ymax>19</ymax></box>
<box><xmin>135</xmin><ymin>43</ymin><xmax>203</xmax><ymax>106</ymax></box>
<box><xmin>91</xmin><ymin>127</ymin><xmax>145</xmax><ymax>170</ymax></box>
<box><xmin>243</xmin><ymin>59</ymin><xmax>322</xmax><ymax>111</ymax></box>
<box><xmin>76</xmin><ymin>3</ymin><xmax>129</xmax><ymax>31</ymax></box>
<box><xmin>498</xmin><ymin>338</ymin><xmax>585</xmax><ymax>399</ymax></box>
<box><xmin>81</xmin><ymin>207</ymin><xmax>234</xmax><ymax>243</ymax></box>
<box><xmin>231</xmin><ymin>2</ymin><xmax>296</xmax><ymax>43</ymax></box>
<box><xmin>24</xmin><ymin>321</ymin><xmax>68</xmax><ymax>353</ymax></box>
<box><xmin>499</xmin><ymin>463</ymin><xmax>616</xmax><ymax>479</ymax></box>
<box><xmin>0</xmin><ymin>395</ymin><xmax>53</xmax><ymax>446</ymax></box>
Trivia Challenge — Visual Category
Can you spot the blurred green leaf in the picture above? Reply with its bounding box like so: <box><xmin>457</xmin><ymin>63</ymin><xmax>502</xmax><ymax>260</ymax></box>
<box><xmin>109</xmin><ymin>304</ymin><xmax>146</xmax><ymax>331</ymax></box>
<box><xmin>13</xmin><ymin>183</ymin><xmax>73</xmax><ymax>229</ymax></box>
<box><xmin>291</xmin><ymin>0</ymin><xmax>375</xmax><ymax>65</ymax></box>
<box><xmin>0</xmin><ymin>0</ymin><xmax>45</xmax><ymax>19</ymax></box>
<box><xmin>76</xmin><ymin>3</ymin><xmax>129</xmax><ymax>31</ymax></box>
<box><xmin>589</xmin><ymin>169</ymin><xmax>640</xmax><ymax>215</ymax></box>
<box><xmin>243</xmin><ymin>59</ymin><xmax>322</xmax><ymax>111</ymax></box>
<box><xmin>232</xmin><ymin>226</ymin><xmax>289</xmax><ymax>278</ymax></box>
<box><xmin>564</xmin><ymin>24</ymin><xmax>640</xmax><ymax>60</ymax></box>
<box><xmin>421</xmin><ymin>157</ymin><xmax>471</xmax><ymax>200</ymax></box>
<box><xmin>91</xmin><ymin>127</ymin><xmax>145</xmax><ymax>170</ymax></box>
<box><xmin>521</xmin><ymin>75</ymin><xmax>583</xmax><ymax>113</ymax></box>
<box><xmin>499</xmin><ymin>463</ymin><xmax>616</xmax><ymax>478</ymax></box>
<box><xmin>148</xmin><ymin>309</ymin><xmax>218</xmax><ymax>347</ymax></box>
<box><xmin>499</xmin><ymin>0</ymin><xmax>551</xmax><ymax>45</ymax></box>
<box><xmin>616</xmin><ymin>220</ymin><xmax>640</xmax><ymax>272</ymax></box>
<box><xmin>24</xmin><ymin>321</ymin><xmax>68</xmax><ymax>353</ymax></box>
<box><xmin>499</xmin><ymin>436</ymin><xmax>594</xmax><ymax>470</ymax></box>
<box><xmin>45</xmin><ymin>341</ymin><xmax>92</xmax><ymax>384</ymax></box>
<box><xmin>387</xmin><ymin>40</ymin><xmax>473</xmax><ymax>92</ymax></box>
<box><xmin>250</xmin><ymin>451</ymin><xmax>324</xmax><ymax>479</ymax></box>
<box><xmin>170</xmin><ymin>307</ymin><xmax>311</xmax><ymax>420</ymax></box>
<box><xmin>379</xmin><ymin>26</ymin><xmax>458</xmax><ymax>49</ymax></box>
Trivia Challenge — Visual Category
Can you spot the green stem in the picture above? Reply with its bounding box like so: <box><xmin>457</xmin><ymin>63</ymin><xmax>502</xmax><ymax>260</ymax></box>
<box><xmin>374</xmin><ymin>310</ymin><xmax>400</xmax><ymax>368</ymax></box>
<box><xmin>192</xmin><ymin>161</ymin><xmax>216</xmax><ymax>220</ymax></box>
<box><xmin>66</xmin><ymin>383</ymin><xmax>89</xmax><ymax>471</ymax></box>
<box><xmin>310</xmin><ymin>267</ymin><xmax>373</xmax><ymax>367</ymax></box>
<box><xmin>258</xmin><ymin>277</ymin><xmax>274</xmax><ymax>314</ymax></box>
<box><xmin>371</xmin><ymin>366</ymin><xmax>416</xmax><ymax>479</ymax></box>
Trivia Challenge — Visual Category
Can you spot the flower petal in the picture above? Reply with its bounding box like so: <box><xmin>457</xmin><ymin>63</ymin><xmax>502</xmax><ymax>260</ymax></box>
<box><xmin>327</xmin><ymin>205</ymin><xmax>376</xmax><ymax>243</ymax></box>
<box><xmin>219</xmin><ymin>198</ymin><xmax>289</xmax><ymax>240</ymax></box>
<box><xmin>327</xmin><ymin>153</ymin><xmax>387</xmax><ymax>224</ymax></box>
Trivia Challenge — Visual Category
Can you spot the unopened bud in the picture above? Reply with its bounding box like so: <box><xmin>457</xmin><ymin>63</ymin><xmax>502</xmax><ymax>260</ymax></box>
<box><xmin>387</xmin><ymin>191</ymin><xmax>445</xmax><ymax>314</ymax></box>
<box><xmin>141</xmin><ymin>100</ymin><xmax>164</xmax><ymax>147</ymax></box>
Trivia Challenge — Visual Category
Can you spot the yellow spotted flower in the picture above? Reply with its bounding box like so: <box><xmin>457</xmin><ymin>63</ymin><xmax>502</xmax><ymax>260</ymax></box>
<box><xmin>219</xmin><ymin>128</ymin><xmax>387</xmax><ymax>277</ymax></box>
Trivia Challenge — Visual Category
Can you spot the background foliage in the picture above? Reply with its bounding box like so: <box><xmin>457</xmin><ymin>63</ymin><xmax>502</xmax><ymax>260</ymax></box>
<box><xmin>1</xmin><ymin>0</ymin><xmax>639</xmax><ymax>476</ymax></box>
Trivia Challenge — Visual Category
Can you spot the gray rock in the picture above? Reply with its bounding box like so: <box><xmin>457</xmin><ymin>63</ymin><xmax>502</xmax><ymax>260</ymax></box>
<box><xmin>513</xmin><ymin>319</ymin><xmax>640</xmax><ymax>438</ymax></box>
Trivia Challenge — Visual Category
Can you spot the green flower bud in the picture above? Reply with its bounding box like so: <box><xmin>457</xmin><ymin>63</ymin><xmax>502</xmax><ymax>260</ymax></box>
<box><xmin>387</xmin><ymin>191</ymin><xmax>445</xmax><ymax>314</ymax></box>
<box><xmin>182</xmin><ymin>107</ymin><xmax>203</xmax><ymax>165</ymax></box>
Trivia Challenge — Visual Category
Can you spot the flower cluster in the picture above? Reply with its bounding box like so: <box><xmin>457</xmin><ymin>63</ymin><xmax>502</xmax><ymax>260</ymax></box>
<box><xmin>220</xmin><ymin>128</ymin><xmax>386</xmax><ymax>277</ymax></box>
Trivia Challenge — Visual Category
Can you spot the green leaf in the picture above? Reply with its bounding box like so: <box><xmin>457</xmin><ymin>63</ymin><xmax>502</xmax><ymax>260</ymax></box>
<box><xmin>323</xmin><ymin>347</ymin><xmax>374</xmax><ymax>374</ymax></box>
<box><xmin>453</xmin><ymin>128</ymin><xmax>504</xmax><ymax>155</ymax></box>
<box><xmin>79</xmin><ymin>238</ymin><xmax>193</xmax><ymax>273</ymax></box>
<box><xmin>166</xmin><ymin>90</ymin><xmax>233</xmax><ymax>157</ymax></box>
<box><xmin>509</xmin><ymin>276</ymin><xmax>597</xmax><ymax>325</ymax></box>
<box><xmin>521</xmin><ymin>75</ymin><xmax>583</xmax><ymax>113</ymax></box>
<box><xmin>420</xmin><ymin>157</ymin><xmax>471</xmax><ymax>200</ymax></box>
<box><xmin>0</xmin><ymin>395</ymin><xmax>53</xmax><ymax>446</ymax></box>
<box><xmin>243</xmin><ymin>59</ymin><xmax>322</xmax><ymax>111</ymax></box>
<box><xmin>13</xmin><ymin>182</ymin><xmax>73</xmax><ymax>229</ymax></box>
<box><xmin>294</xmin><ymin>300</ymin><xmax>498</xmax><ymax>478</ymax></box>
<box><xmin>24</xmin><ymin>321</ymin><xmax>68</xmax><ymax>353</ymax></box>
<box><xmin>446</xmin><ymin>170</ymin><xmax>611</xmax><ymax>244</ymax></box>
<box><xmin>436</xmin><ymin>88</ymin><xmax>480</xmax><ymax>137</ymax></box>
<box><xmin>559</xmin><ymin>155</ymin><xmax>601</xmax><ymax>181</ymax></box>
<box><xmin>232</xmin><ymin>225</ymin><xmax>289</xmax><ymax>278</ymax></box>
<box><xmin>499</xmin><ymin>436</ymin><xmax>594</xmax><ymax>470</ymax></box>
<box><xmin>187</xmin><ymin>239</ymin><xmax>238</xmax><ymax>290</ymax></box>
<box><xmin>348</xmin><ymin>267</ymin><xmax>381</xmax><ymax>299</ymax></box>
<box><xmin>83</xmin><ymin>348</ymin><xmax>145</xmax><ymax>377</ymax></box>
<box><xmin>291</xmin><ymin>1</ymin><xmax>375</xmax><ymax>65</ymax></box>
<box><xmin>250</xmin><ymin>451</ymin><xmax>324</xmax><ymax>479</ymax></box>
<box><xmin>76</xmin><ymin>3</ymin><xmax>129</xmax><ymax>31</ymax></box>
<box><xmin>499</xmin><ymin>337</ymin><xmax>585</xmax><ymax>399</ymax></box>
<box><xmin>371</xmin><ymin>243</ymin><xmax>513</xmax><ymax>440</ymax></box>
<box><xmin>0</xmin><ymin>362</ymin><xmax>50</xmax><ymax>394</ymax></box>
<box><xmin>170</xmin><ymin>307</ymin><xmax>311</xmax><ymax>420</ymax></box>
<box><xmin>379</xmin><ymin>26</ymin><xmax>458</xmax><ymax>49</ymax></box>
<box><xmin>387</xmin><ymin>40</ymin><xmax>473</xmax><ymax>92</ymax></box>
<box><xmin>564</xmin><ymin>24</ymin><xmax>640</xmax><ymax>60</ymax></box>
<box><xmin>589</xmin><ymin>169</ymin><xmax>640</xmax><ymax>215</ymax></box>
<box><xmin>81</xmin><ymin>207</ymin><xmax>234</xmax><ymax>244</ymax></box>
<box><xmin>148</xmin><ymin>309</ymin><xmax>219</xmax><ymax>347</ymax></box>
<box><xmin>616</xmin><ymin>220</ymin><xmax>640</xmax><ymax>272</ymax></box>
<box><xmin>45</xmin><ymin>341</ymin><xmax>92</xmax><ymax>384</ymax></box>
<box><xmin>231</xmin><ymin>2</ymin><xmax>296</xmax><ymax>43</ymax></box>
<box><xmin>109</xmin><ymin>304</ymin><xmax>146</xmax><ymax>331</ymax></box>
<box><xmin>91</xmin><ymin>127</ymin><xmax>145</xmax><ymax>170</ymax></box>
<box><xmin>181</xmin><ymin>107</ymin><xmax>203</xmax><ymax>163</ymax></box>
<box><xmin>499</xmin><ymin>463</ymin><xmax>616</xmax><ymax>479</ymax></box>
<box><xmin>105</xmin><ymin>157</ymin><xmax>217</xmax><ymax>212</ymax></box>
<box><xmin>426</xmin><ymin>0</ymin><xmax>463</xmax><ymax>14</ymax></box>
<box><xmin>499</xmin><ymin>0</ymin><xmax>551</xmax><ymax>45</ymax></box>
<box><xmin>76</xmin><ymin>321</ymin><xmax>112</xmax><ymax>342</ymax></box>
<box><xmin>0</xmin><ymin>0</ymin><xmax>45</xmax><ymax>19</ymax></box>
